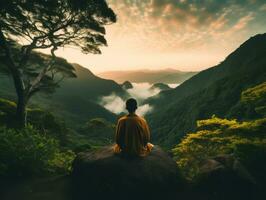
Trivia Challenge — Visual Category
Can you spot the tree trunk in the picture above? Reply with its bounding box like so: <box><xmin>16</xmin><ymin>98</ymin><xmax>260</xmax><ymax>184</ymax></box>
<box><xmin>16</xmin><ymin>91</ymin><xmax>27</xmax><ymax>128</ymax></box>
<box><xmin>0</xmin><ymin>28</ymin><xmax>28</xmax><ymax>128</ymax></box>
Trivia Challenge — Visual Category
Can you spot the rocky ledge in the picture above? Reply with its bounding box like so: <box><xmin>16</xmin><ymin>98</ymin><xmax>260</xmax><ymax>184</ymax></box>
<box><xmin>71</xmin><ymin>145</ymin><xmax>185</xmax><ymax>200</ymax></box>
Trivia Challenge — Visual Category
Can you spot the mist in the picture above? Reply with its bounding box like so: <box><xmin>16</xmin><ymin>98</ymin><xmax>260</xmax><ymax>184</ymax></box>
<box><xmin>168</xmin><ymin>83</ymin><xmax>180</xmax><ymax>88</ymax></box>
<box><xmin>99</xmin><ymin>83</ymin><xmax>163</xmax><ymax>117</ymax></box>
<box><xmin>127</xmin><ymin>83</ymin><xmax>161</xmax><ymax>100</ymax></box>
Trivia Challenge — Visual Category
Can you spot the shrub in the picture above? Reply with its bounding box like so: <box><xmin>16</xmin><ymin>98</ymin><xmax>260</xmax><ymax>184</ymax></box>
<box><xmin>79</xmin><ymin>118</ymin><xmax>115</xmax><ymax>145</ymax></box>
<box><xmin>0</xmin><ymin>126</ymin><xmax>75</xmax><ymax>177</ymax></box>
<box><xmin>172</xmin><ymin>116</ymin><xmax>266</xmax><ymax>180</ymax></box>
<box><xmin>0</xmin><ymin>98</ymin><xmax>70</xmax><ymax>146</ymax></box>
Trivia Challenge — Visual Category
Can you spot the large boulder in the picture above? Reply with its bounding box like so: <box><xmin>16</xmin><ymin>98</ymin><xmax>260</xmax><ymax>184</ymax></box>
<box><xmin>192</xmin><ymin>154</ymin><xmax>258</xmax><ymax>200</ymax></box>
<box><xmin>71</xmin><ymin>145</ymin><xmax>185</xmax><ymax>200</ymax></box>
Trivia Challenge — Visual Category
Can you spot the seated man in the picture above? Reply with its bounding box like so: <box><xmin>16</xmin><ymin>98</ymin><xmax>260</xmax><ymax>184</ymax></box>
<box><xmin>114</xmin><ymin>98</ymin><xmax>153</xmax><ymax>157</ymax></box>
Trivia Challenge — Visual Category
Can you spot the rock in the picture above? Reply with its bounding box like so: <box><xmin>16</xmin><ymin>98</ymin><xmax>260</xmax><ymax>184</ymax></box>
<box><xmin>193</xmin><ymin>154</ymin><xmax>257</xmax><ymax>200</ymax></box>
<box><xmin>71</xmin><ymin>145</ymin><xmax>185</xmax><ymax>200</ymax></box>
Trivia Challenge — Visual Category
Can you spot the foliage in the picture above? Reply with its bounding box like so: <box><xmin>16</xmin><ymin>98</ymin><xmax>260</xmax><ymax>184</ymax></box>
<box><xmin>0</xmin><ymin>98</ymin><xmax>70</xmax><ymax>145</ymax></box>
<box><xmin>79</xmin><ymin>118</ymin><xmax>115</xmax><ymax>145</ymax></box>
<box><xmin>172</xmin><ymin>116</ymin><xmax>266</xmax><ymax>180</ymax></box>
<box><xmin>147</xmin><ymin>34</ymin><xmax>266</xmax><ymax>148</ymax></box>
<box><xmin>0</xmin><ymin>0</ymin><xmax>116</xmax><ymax>127</ymax></box>
<box><xmin>0</xmin><ymin>125</ymin><xmax>75</xmax><ymax>177</ymax></box>
<box><xmin>241</xmin><ymin>82</ymin><xmax>266</xmax><ymax>116</ymax></box>
<box><xmin>0</xmin><ymin>64</ymin><xmax>122</xmax><ymax>129</ymax></box>
<box><xmin>28</xmin><ymin>109</ymin><xmax>70</xmax><ymax>145</ymax></box>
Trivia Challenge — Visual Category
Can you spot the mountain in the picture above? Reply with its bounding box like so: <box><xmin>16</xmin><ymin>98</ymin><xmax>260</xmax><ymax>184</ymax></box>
<box><xmin>150</xmin><ymin>83</ymin><xmax>171</xmax><ymax>91</ymax></box>
<box><xmin>97</xmin><ymin>68</ymin><xmax>198</xmax><ymax>84</ymax></box>
<box><xmin>0</xmin><ymin>63</ymin><xmax>126</xmax><ymax>128</ymax></box>
<box><xmin>121</xmin><ymin>81</ymin><xmax>133</xmax><ymax>89</ymax></box>
<box><xmin>147</xmin><ymin>33</ymin><xmax>266</xmax><ymax>148</ymax></box>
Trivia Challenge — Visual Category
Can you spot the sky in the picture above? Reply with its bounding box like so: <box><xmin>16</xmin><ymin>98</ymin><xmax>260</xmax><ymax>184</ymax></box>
<box><xmin>43</xmin><ymin>0</ymin><xmax>266</xmax><ymax>73</ymax></box>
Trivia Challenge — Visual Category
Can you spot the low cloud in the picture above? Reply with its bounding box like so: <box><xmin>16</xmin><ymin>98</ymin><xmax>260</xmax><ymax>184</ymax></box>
<box><xmin>127</xmin><ymin>83</ymin><xmax>160</xmax><ymax>100</ymax></box>
<box><xmin>99</xmin><ymin>82</ymin><xmax>162</xmax><ymax>116</ymax></box>
<box><xmin>137</xmin><ymin>104</ymin><xmax>153</xmax><ymax>116</ymax></box>
<box><xmin>168</xmin><ymin>83</ymin><xmax>180</xmax><ymax>88</ymax></box>
<box><xmin>100</xmin><ymin>94</ymin><xmax>125</xmax><ymax>114</ymax></box>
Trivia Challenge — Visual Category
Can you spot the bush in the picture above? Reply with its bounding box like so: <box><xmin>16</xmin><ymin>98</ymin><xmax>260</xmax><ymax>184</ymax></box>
<box><xmin>28</xmin><ymin>109</ymin><xmax>69</xmax><ymax>145</ymax></box>
<box><xmin>79</xmin><ymin>118</ymin><xmax>115</xmax><ymax>145</ymax></box>
<box><xmin>0</xmin><ymin>98</ymin><xmax>70</xmax><ymax>146</ymax></box>
<box><xmin>0</xmin><ymin>126</ymin><xmax>75</xmax><ymax>177</ymax></box>
<box><xmin>172</xmin><ymin>116</ymin><xmax>266</xmax><ymax>180</ymax></box>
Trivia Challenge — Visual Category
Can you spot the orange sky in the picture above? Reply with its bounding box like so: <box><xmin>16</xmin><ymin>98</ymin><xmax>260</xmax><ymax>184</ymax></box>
<box><xmin>40</xmin><ymin>0</ymin><xmax>266</xmax><ymax>73</ymax></box>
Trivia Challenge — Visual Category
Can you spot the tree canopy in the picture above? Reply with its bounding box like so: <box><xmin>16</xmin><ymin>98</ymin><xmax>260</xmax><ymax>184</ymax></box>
<box><xmin>0</xmin><ymin>0</ymin><xmax>116</xmax><ymax>126</ymax></box>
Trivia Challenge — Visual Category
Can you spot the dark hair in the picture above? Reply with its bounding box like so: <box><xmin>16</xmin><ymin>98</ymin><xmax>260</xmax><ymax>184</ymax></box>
<box><xmin>126</xmin><ymin>98</ymin><xmax>137</xmax><ymax>113</ymax></box>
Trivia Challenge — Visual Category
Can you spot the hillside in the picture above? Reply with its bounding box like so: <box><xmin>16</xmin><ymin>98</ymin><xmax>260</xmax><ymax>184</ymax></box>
<box><xmin>97</xmin><ymin>69</ymin><xmax>197</xmax><ymax>84</ymax></box>
<box><xmin>147</xmin><ymin>33</ymin><xmax>266</xmax><ymax>148</ymax></box>
<box><xmin>150</xmin><ymin>83</ymin><xmax>171</xmax><ymax>91</ymax></box>
<box><xmin>0</xmin><ymin>63</ymin><xmax>126</xmax><ymax>128</ymax></box>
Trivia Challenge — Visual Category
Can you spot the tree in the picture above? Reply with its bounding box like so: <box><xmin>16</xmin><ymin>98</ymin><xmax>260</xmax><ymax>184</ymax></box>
<box><xmin>0</xmin><ymin>0</ymin><xmax>116</xmax><ymax>127</ymax></box>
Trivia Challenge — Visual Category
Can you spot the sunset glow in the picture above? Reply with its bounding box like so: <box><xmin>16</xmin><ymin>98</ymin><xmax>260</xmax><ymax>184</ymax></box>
<box><xmin>41</xmin><ymin>0</ymin><xmax>266</xmax><ymax>73</ymax></box>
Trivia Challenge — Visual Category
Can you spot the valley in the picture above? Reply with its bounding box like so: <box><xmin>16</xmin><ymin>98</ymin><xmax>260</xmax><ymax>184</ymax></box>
<box><xmin>1</xmin><ymin>1</ymin><xmax>266</xmax><ymax>199</ymax></box>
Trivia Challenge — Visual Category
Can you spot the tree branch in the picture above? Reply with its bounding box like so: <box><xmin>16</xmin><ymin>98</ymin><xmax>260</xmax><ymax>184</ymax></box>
<box><xmin>27</xmin><ymin>45</ymin><xmax>58</xmax><ymax>95</ymax></box>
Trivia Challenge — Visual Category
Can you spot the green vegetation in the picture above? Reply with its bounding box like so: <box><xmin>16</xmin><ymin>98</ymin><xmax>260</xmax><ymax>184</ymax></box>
<box><xmin>0</xmin><ymin>98</ymin><xmax>70</xmax><ymax>145</ymax></box>
<box><xmin>79</xmin><ymin>118</ymin><xmax>115</xmax><ymax>145</ymax></box>
<box><xmin>0</xmin><ymin>125</ymin><xmax>75</xmax><ymax>177</ymax></box>
<box><xmin>0</xmin><ymin>98</ymin><xmax>75</xmax><ymax>178</ymax></box>
<box><xmin>0</xmin><ymin>31</ymin><xmax>265</xmax><ymax>199</ymax></box>
<box><xmin>172</xmin><ymin>81</ymin><xmax>266</xmax><ymax>183</ymax></box>
<box><xmin>148</xmin><ymin>33</ymin><xmax>266</xmax><ymax>148</ymax></box>
<box><xmin>241</xmin><ymin>82</ymin><xmax>266</xmax><ymax>116</ymax></box>
<box><xmin>0</xmin><ymin>97</ymin><xmax>116</xmax><ymax>178</ymax></box>
<box><xmin>0</xmin><ymin>63</ymin><xmax>124</xmax><ymax>129</ymax></box>
<box><xmin>0</xmin><ymin>0</ymin><xmax>116</xmax><ymax>127</ymax></box>
<box><xmin>172</xmin><ymin>116</ymin><xmax>266</xmax><ymax>180</ymax></box>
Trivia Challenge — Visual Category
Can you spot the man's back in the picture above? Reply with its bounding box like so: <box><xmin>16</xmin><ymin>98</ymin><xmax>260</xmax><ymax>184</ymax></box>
<box><xmin>115</xmin><ymin>113</ymin><xmax>151</xmax><ymax>156</ymax></box>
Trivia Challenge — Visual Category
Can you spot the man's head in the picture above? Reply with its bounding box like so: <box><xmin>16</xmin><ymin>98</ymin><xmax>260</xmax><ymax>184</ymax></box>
<box><xmin>126</xmin><ymin>98</ymin><xmax>137</xmax><ymax>113</ymax></box>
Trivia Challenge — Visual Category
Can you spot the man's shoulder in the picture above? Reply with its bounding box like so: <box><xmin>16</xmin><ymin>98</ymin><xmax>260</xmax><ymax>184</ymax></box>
<box><xmin>118</xmin><ymin>115</ymin><xmax>128</xmax><ymax>122</ymax></box>
<box><xmin>118</xmin><ymin>114</ymin><xmax>147</xmax><ymax>123</ymax></box>
<box><xmin>135</xmin><ymin>115</ymin><xmax>147</xmax><ymax>123</ymax></box>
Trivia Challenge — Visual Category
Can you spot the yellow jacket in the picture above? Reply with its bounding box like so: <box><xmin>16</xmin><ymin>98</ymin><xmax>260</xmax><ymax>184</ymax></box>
<box><xmin>114</xmin><ymin>113</ymin><xmax>153</xmax><ymax>156</ymax></box>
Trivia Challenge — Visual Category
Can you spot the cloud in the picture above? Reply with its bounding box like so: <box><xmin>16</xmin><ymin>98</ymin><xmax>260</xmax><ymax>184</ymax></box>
<box><xmin>168</xmin><ymin>83</ymin><xmax>180</xmax><ymax>88</ymax></box>
<box><xmin>137</xmin><ymin>104</ymin><xmax>153</xmax><ymax>116</ymax></box>
<box><xmin>51</xmin><ymin>0</ymin><xmax>266</xmax><ymax>74</ymax></box>
<box><xmin>127</xmin><ymin>83</ymin><xmax>160</xmax><ymax>100</ymax></box>
<box><xmin>99</xmin><ymin>82</ymin><xmax>160</xmax><ymax>116</ymax></box>
<box><xmin>100</xmin><ymin>94</ymin><xmax>125</xmax><ymax>114</ymax></box>
<box><xmin>107</xmin><ymin>0</ymin><xmax>265</xmax><ymax>54</ymax></box>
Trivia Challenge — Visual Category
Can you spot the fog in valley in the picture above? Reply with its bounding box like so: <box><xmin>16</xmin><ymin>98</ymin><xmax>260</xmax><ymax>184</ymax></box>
<box><xmin>99</xmin><ymin>83</ymin><xmax>178</xmax><ymax>116</ymax></box>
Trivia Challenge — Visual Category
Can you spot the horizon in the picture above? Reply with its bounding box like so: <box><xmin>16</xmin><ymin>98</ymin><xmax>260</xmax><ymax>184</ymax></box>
<box><xmin>96</xmin><ymin>67</ymin><xmax>199</xmax><ymax>74</ymax></box>
<box><xmin>37</xmin><ymin>0</ymin><xmax>266</xmax><ymax>73</ymax></box>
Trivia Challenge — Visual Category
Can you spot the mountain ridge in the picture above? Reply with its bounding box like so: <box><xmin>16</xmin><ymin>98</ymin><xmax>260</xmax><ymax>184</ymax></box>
<box><xmin>147</xmin><ymin>33</ymin><xmax>266</xmax><ymax>147</ymax></box>
<box><xmin>0</xmin><ymin>62</ymin><xmax>127</xmax><ymax>128</ymax></box>
<box><xmin>97</xmin><ymin>69</ymin><xmax>198</xmax><ymax>84</ymax></box>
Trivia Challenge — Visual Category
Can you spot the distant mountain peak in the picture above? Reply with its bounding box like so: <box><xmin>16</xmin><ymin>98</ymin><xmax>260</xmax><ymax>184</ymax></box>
<box><xmin>150</xmin><ymin>83</ymin><xmax>171</xmax><ymax>91</ymax></box>
<box><xmin>223</xmin><ymin>33</ymin><xmax>266</xmax><ymax>67</ymax></box>
<box><xmin>121</xmin><ymin>81</ymin><xmax>133</xmax><ymax>90</ymax></box>
<box><xmin>97</xmin><ymin>69</ymin><xmax>198</xmax><ymax>84</ymax></box>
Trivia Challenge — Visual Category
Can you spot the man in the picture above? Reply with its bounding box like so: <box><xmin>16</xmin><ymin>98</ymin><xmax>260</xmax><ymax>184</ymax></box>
<box><xmin>114</xmin><ymin>98</ymin><xmax>153</xmax><ymax>157</ymax></box>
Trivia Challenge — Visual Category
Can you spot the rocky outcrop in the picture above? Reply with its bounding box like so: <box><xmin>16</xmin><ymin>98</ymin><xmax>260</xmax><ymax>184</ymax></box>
<box><xmin>71</xmin><ymin>145</ymin><xmax>185</xmax><ymax>200</ymax></box>
<box><xmin>192</xmin><ymin>155</ymin><xmax>258</xmax><ymax>200</ymax></box>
